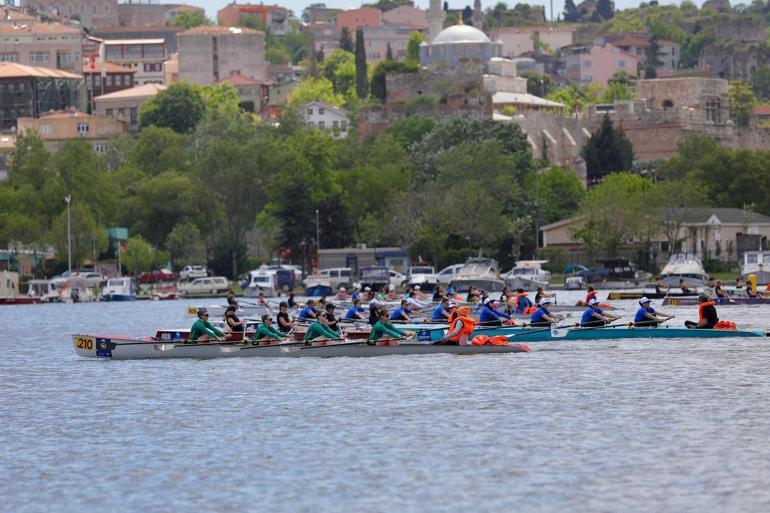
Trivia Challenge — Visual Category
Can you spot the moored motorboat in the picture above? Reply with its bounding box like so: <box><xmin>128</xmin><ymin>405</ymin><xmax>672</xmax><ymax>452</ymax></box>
<box><xmin>101</xmin><ymin>277</ymin><xmax>136</xmax><ymax>301</ymax></box>
<box><xmin>71</xmin><ymin>332</ymin><xmax>530</xmax><ymax>359</ymax></box>
<box><xmin>576</xmin><ymin>259</ymin><xmax>652</xmax><ymax>289</ymax></box>
<box><xmin>450</xmin><ymin>258</ymin><xmax>505</xmax><ymax>293</ymax></box>
<box><xmin>658</xmin><ymin>253</ymin><xmax>709</xmax><ymax>288</ymax></box>
<box><xmin>503</xmin><ymin>260</ymin><xmax>551</xmax><ymax>290</ymax></box>
<box><xmin>740</xmin><ymin>251</ymin><xmax>770</xmax><ymax>285</ymax></box>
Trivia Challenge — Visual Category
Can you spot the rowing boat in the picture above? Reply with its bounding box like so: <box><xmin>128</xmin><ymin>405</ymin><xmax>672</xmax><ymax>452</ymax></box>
<box><xmin>71</xmin><ymin>333</ymin><xmax>530</xmax><ymax>360</ymax></box>
<box><xmin>662</xmin><ymin>296</ymin><xmax>770</xmax><ymax>306</ymax></box>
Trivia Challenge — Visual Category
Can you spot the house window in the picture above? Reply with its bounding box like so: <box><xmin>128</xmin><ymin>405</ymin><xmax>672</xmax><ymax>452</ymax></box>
<box><xmin>318</xmin><ymin>121</ymin><xmax>325</xmax><ymax>128</ymax></box>
<box><xmin>118</xmin><ymin>108</ymin><xmax>125</xmax><ymax>116</ymax></box>
<box><xmin>93</xmin><ymin>143</ymin><xmax>105</xmax><ymax>153</ymax></box>
<box><xmin>618</xmin><ymin>60</ymin><xmax>627</xmax><ymax>68</ymax></box>
<box><xmin>0</xmin><ymin>52</ymin><xmax>18</xmax><ymax>62</ymax></box>
<box><xmin>319</xmin><ymin>107</ymin><xmax>325</xmax><ymax>115</ymax></box>
<box><xmin>39</xmin><ymin>124</ymin><xmax>52</xmax><ymax>134</ymax></box>
<box><xmin>307</xmin><ymin>108</ymin><xmax>313</xmax><ymax>115</ymax></box>
<box><xmin>130</xmin><ymin>107</ymin><xmax>138</xmax><ymax>125</ymax></box>
<box><xmin>76</xmin><ymin>123</ymin><xmax>90</xmax><ymax>135</ymax></box>
<box><xmin>106</xmin><ymin>109</ymin><xmax>113</xmax><ymax>116</ymax></box>
<box><xmin>341</xmin><ymin>120</ymin><xmax>347</xmax><ymax>130</ymax></box>
<box><xmin>582</xmin><ymin>75</ymin><xmax>593</xmax><ymax>82</ymax></box>
<box><xmin>332</xmin><ymin>120</ymin><xmax>339</xmax><ymax>128</ymax></box>
<box><xmin>30</xmin><ymin>52</ymin><xmax>49</xmax><ymax>63</ymax></box>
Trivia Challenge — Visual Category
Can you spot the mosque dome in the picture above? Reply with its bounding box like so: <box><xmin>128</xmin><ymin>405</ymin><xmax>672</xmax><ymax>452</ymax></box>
<box><xmin>432</xmin><ymin>24</ymin><xmax>491</xmax><ymax>44</ymax></box>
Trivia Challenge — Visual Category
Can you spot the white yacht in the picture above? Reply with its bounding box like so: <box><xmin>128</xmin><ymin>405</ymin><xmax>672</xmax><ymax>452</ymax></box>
<box><xmin>657</xmin><ymin>253</ymin><xmax>709</xmax><ymax>288</ymax></box>
<box><xmin>503</xmin><ymin>260</ymin><xmax>551</xmax><ymax>290</ymax></box>
<box><xmin>101</xmin><ymin>277</ymin><xmax>136</xmax><ymax>301</ymax></box>
<box><xmin>450</xmin><ymin>258</ymin><xmax>505</xmax><ymax>293</ymax></box>
<box><xmin>407</xmin><ymin>266</ymin><xmax>439</xmax><ymax>292</ymax></box>
<box><xmin>740</xmin><ymin>251</ymin><xmax>770</xmax><ymax>284</ymax></box>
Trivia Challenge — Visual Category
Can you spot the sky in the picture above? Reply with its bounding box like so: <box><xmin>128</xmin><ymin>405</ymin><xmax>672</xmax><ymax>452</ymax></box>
<box><xmin>180</xmin><ymin>0</ymin><xmax>703</xmax><ymax>22</ymax></box>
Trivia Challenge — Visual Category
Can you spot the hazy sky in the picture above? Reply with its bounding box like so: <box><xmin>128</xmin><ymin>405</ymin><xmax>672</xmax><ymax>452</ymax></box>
<box><xmin>189</xmin><ymin>0</ymin><xmax>703</xmax><ymax>22</ymax></box>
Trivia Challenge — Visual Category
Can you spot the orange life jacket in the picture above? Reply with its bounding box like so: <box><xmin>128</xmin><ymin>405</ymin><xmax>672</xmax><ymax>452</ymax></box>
<box><xmin>513</xmin><ymin>292</ymin><xmax>528</xmax><ymax>308</ymax></box>
<box><xmin>447</xmin><ymin>308</ymin><xmax>458</xmax><ymax>324</ymax></box>
<box><xmin>698</xmin><ymin>301</ymin><xmax>716</xmax><ymax>322</ymax></box>
<box><xmin>585</xmin><ymin>290</ymin><xmax>597</xmax><ymax>303</ymax></box>
<box><xmin>715</xmin><ymin>320</ymin><xmax>736</xmax><ymax>330</ymax></box>
<box><xmin>448</xmin><ymin>316</ymin><xmax>476</xmax><ymax>342</ymax></box>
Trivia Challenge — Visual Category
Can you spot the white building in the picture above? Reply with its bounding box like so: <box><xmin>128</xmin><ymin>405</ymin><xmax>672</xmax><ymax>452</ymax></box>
<box><xmin>301</xmin><ymin>100</ymin><xmax>349</xmax><ymax>138</ymax></box>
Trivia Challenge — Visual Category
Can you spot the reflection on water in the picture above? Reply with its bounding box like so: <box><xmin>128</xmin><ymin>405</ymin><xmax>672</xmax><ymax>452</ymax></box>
<box><xmin>2</xmin><ymin>293</ymin><xmax>770</xmax><ymax>512</ymax></box>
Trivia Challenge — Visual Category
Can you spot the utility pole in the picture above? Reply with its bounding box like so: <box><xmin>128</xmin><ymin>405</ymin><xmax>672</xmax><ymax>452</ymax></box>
<box><xmin>65</xmin><ymin>195</ymin><xmax>72</xmax><ymax>274</ymax></box>
<box><xmin>315</xmin><ymin>209</ymin><xmax>320</xmax><ymax>251</ymax></box>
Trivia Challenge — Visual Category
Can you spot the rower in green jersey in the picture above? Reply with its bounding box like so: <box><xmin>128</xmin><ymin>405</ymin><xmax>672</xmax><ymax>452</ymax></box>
<box><xmin>189</xmin><ymin>308</ymin><xmax>225</xmax><ymax>342</ymax></box>
<box><xmin>369</xmin><ymin>309</ymin><xmax>410</xmax><ymax>341</ymax></box>
<box><xmin>303</xmin><ymin>316</ymin><xmax>342</xmax><ymax>343</ymax></box>
<box><xmin>251</xmin><ymin>314</ymin><xmax>287</xmax><ymax>342</ymax></box>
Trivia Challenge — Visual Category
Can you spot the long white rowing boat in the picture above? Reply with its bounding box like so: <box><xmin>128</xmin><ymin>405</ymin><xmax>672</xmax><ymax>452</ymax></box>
<box><xmin>72</xmin><ymin>333</ymin><xmax>530</xmax><ymax>360</ymax></box>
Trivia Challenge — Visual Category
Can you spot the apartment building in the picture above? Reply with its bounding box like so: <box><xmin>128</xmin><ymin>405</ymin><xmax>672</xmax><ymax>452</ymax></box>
<box><xmin>102</xmin><ymin>39</ymin><xmax>166</xmax><ymax>85</ymax></box>
<box><xmin>0</xmin><ymin>23</ymin><xmax>82</xmax><ymax>73</ymax></box>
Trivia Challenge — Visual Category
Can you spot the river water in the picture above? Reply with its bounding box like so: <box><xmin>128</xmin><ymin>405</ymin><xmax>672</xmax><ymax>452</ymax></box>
<box><xmin>2</xmin><ymin>292</ymin><xmax>770</xmax><ymax>513</ymax></box>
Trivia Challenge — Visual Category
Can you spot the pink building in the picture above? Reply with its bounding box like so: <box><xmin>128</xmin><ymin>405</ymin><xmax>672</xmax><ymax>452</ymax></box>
<box><xmin>490</xmin><ymin>25</ymin><xmax>574</xmax><ymax>58</ymax></box>
<box><xmin>564</xmin><ymin>44</ymin><xmax>639</xmax><ymax>87</ymax></box>
<box><xmin>336</xmin><ymin>7</ymin><xmax>382</xmax><ymax>34</ymax></box>
<box><xmin>382</xmin><ymin>5</ymin><xmax>428</xmax><ymax>30</ymax></box>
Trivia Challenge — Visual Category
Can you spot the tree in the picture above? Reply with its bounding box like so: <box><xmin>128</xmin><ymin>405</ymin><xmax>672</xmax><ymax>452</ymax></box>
<box><xmin>406</xmin><ymin>31</ymin><xmax>426</xmax><ymax>63</ymax></box>
<box><xmin>520</xmin><ymin>71</ymin><xmax>553</xmax><ymax>97</ymax></box>
<box><xmin>528</xmin><ymin>166</ymin><xmax>585</xmax><ymax>225</ymax></box>
<box><xmin>751</xmin><ymin>65</ymin><xmax>770</xmax><ymax>101</ymax></box>
<box><xmin>238</xmin><ymin>13</ymin><xmax>268</xmax><ymax>31</ymax></box>
<box><xmin>339</xmin><ymin>27</ymin><xmax>354</xmax><ymax>52</ymax></box>
<box><xmin>608</xmin><ymin>70</ymin><xmax>635</xmax><ymax>87</ymax></box>
<box><xmin>266</xmin><ymin>46</ymin><xmax>291</xmax><ymax>65</ymax></box>
<box><xmin>355</xmin><ymin>28</ymin><xmax>369</xmax><ymax>99</ymax></box>
<box><xmin>140</xmin><ymin>82</ymin><xmax>206</xmax><ymax>134</ymax></box>
<box><xmin>644</xmin><ymin>37</ymin><xmax>662</xmax><ymax>79</ymax></box>
<box><xmin>572</xmin><ymin>173</ymin><xmax>655</xmax><ymax>257</ymax></box>
<box><xmin>653</xmin><ymin>177</ymin><xmax>710</xmax><ymax>256</ymax></box>
<box><xmin>729</xmin><ymin>80</ymin><xmax>758</xmax><ymax>127</ymax></box>
<box><xmin>385</xmin><ymin>43</ymin><xmax>394</xmax><ymax>61</ymax></box>
<box><xmin>381</xmin><ymin>116</ymin><xmax>435</xmax><ymax>149</ymax></box>
<box><xmin>126</xmin><ymin>126</ymin><xmax>190</xmax><ymax>176</ymax></box>
<box><xmin>287</xmin><ymin>76</ymin><xmax>346</xmax><ymax>110</ymax></box>
<box><xmin>581</xmin><ymin>114</ymin><xmax>634</xmax><ymax>184</ymax></box>
<box><xmin>122</xmin><ymin>235</ymin><xmax>167</xmax><ymax>275</ymax></box>
<box><xmin>50</xmin><ymin>202</ymin><xmax>108</xmax><ymax>268</ymax></box>
<box><xmin>320</xmin><ymin>49</ymin><xmax>356</xmax><ymax>97</ymax></box>
<box><xmin>596</xmin><ymin>0</ymin><xmax>614</xmax><ymax>20</ymax></box>
<box><xmin>563</xmin><ymin>0</ymin><xmax>578</xmax><ymax>22</ymax></box>
<box><xmin>166</xmin><ymin>221</ymin><xmax>204</xmax><ymax>268</ymax></box>
<box><xmin>462</xmin><ymin>5</ymin><xmax>473</xmax><ymax>24</ymax></box>
<box><xmin>600</xmin><ymin>81</ymin><xmax>634</xmax><ymax>103</ymax></box>
<box><xmin>171</xmin><ymin>11</ymin><xmax>211</xmax><ymax>29</ymax></box>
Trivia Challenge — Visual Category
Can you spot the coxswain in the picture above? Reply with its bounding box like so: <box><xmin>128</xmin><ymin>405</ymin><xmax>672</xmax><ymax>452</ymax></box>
<box><xmin>436</xmin><ymin>305</ymin><xmax>475</xmax><ymax>345</ymax></box>
<box><xmin>580</xmin><ymin>298</ymin><xmax>620</xmax><ymax>327</ymax></box>
<box><xmin>298</xmin><ymin>300</ymin><xmax>318</xmax><ymax>320</ymax></box>
<box><xmin>189</xmin><ymin>308</ymin><xmax>225</xmax><ymax>342</ymax></box>
<box><xmin>529</xmin><ymin>298</ymin><xmax>563</xmax><ymax>327</ymax></box>
<box><xmin>479</xmin><ymin>297</ymin><xmax>512</xmax><ymax>327</ymax></box>
<box><xmin>276</xmin><ymin>302</ymin><xmax>296</xmax><ymax>333</ymax></box>
<box><xmin>324</xmin><ymin>303</ymin><xmax>340</xmax><ymax>332</ymax></box>
<box><xmin>632</xmin><ymin>297</ymin><xmax>674</xmax><ymax>327</ymax></box>
<box><xmin>251</xmin><ymin>315</ymin><xmax>286</xmax><ymax>342</ymax></box>
<box><xmin>684</xmin><ymin>294</ymin><xmax>718</xmax><ymax>329</ymax></box>
<box><xmin>390</xmin><ymin>299</ymin><xmax>412</xmax><ymax>321</ymax></box>
<box><xmin>223</xmin><ymin>305</ymin><xmax>246</xmax><ymax>333</ymax></box>
<box><xmin>369</xmin><ymin>310</ymin><xmax>410</xmax><ymax>341</ymax></box>
<box><xmin>344</xmin><ymin>298</ymin><xmax>367</xmax><ymax>320</ymax></box>
<box><xmin>432</xmin><ymin>297</ymin><xmax>453</xmax><ymax>322</ymax></box>
<box><xmin>513</xmin><ymin>288</ymin><xmax>533</xmax><ymax>314</ymax></box>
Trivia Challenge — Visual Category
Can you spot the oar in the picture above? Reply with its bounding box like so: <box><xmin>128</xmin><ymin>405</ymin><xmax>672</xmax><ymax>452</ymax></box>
<box><xmin>550</xmin><ymin>320</ymin><xmax>632</xmax><ymax>338</ymax></box>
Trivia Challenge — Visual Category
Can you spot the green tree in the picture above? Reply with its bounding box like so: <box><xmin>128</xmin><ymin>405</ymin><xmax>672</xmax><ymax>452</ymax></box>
<box><xmin>563</xmin><ymin>0</ymin><xmax>578</xmax><ymax>22</ymax></box>
<box><xmin>385</xmin><ymin>43</ymin><xmax>394</xmax><ymax>61</ymax></box>
<box><xmin>528</xmin><ymin>166</ymin><xmax>585</xmax><ymax>225</ymax></box>
<box><xmin>140</xmin><ymin>82</ymin><xmax>206</xmax><ymax>134</ymax></box>
<box><xmin>581</xmin><ymin>114</ymin><xmax>634</xmax><ymax>184</ymax></box>
<box><xmin>339</xmin><ymin>26</ymin><xmax>354</xmax><ymax>52</ymax></box>
<box><xmin>50</xmin><ymin>202</ymin><xmax>108</xmax><ymax>268</ymax></box>
<box><xmin>266</xmin><ymin>46</ymin><xmax>291</xmax><ymax>65</ymax></box>
<box><xmin>644</xmin><ymin>37</ymin><xmax>663</xmax><ymax>78</ymax></box>
<box><xmin>171</xmin><ymin>11</ymin><xmax>211</xmax><ymax>29</ymax></box>
<box><xmin>126</xmin><ymin>126</ymin><xmax>191</xmax><ymax>176</ymax></box>
<box><xmin>596</xmin><ymin>0</ymin><xmax>614</xmax><ymax>20</ymax></box>
<box><xmin>287</xmin><ymin>76</ymin><xmax>346</xmax><ymax>109</ymax></box>
<box><xmin>730</xmin><ymin>80</ymin><xmax>759</xmax><ymax>127</ymax></box>
<box><xmin>122</xmin><ymin>235</ymin><xmax>167</xmax><ymax>275</ymax></box>
<box><xmin>321</xmin><ymin>49</ymin><xmax>356</xmax><ymax>96</ymax></box>
<box><xmin>381</xmin><ymin>116</ymin><xmax>435</xmax><ymax>148</ymax></box>
<box><xmin>608</xmin><ymin>70</ymin><xmax>635</xmax><ymax>87</ymax></box>
<box><xmin>166</xmin><ymin>221</ymin><xmax>204</xmax><ymax>268</ymax></box>
<box><xmin>355</xmin><ymin>28</ymin><xmax>369</xmax><ymax>99</ymax></box>
<box><xmin>8</xmin><ymin>130</ymin><xmax>50</xmax><ymax>191</ymax></box>
<box><xmin>238</xmin><ymin>13</ymin><xmax>268</xmax><ymax>31</ymax></box>
<box><xmin>600</xmin><ymin>81</ymin><xmax>634</xmax><ymax>103</ymax></box>
<box><xmin>406</xmin><ymin>31</ymin><xmax>426</xmax><ymax>63</ymax></box>
<box><xmin>520</xmin><ymin>71</ymin><xmax>554</xmax><ymax>97</ymax></box>
<box><xmin>752</xmin><ymin>65</ymin><xmax>770</xmax><ymax>101</ymax></box>
<box><xmin>573</xmin><ymin>174</ymin><xmax>655</xmax><ymax>257</ymax></box>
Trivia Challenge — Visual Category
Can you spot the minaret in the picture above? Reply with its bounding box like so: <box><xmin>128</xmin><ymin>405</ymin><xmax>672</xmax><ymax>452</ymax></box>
<box><xmin>426</xmin><ymin>0</ymin><xmax>446</xmax><ymax>43</ymax></box>
<box><xmin>472</xmin><ymin>0</ymin><xmax>483</xmax><ymax>28</ymax></box>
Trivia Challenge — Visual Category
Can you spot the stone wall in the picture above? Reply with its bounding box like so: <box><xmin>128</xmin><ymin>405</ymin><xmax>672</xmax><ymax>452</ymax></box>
<box><xmin>385</xmin><ymin>62</ymin><xmax>484</xmax><ymax>105</ymax></box>
<box><xmin>359</xmin><ymin>101</ymin><xmax>491</xmax><ymax>141</ymax></box>
<box><xmin>714</xmin><ymin>16</ymin><xmax>766</xmax><ymax>43</ymax></box>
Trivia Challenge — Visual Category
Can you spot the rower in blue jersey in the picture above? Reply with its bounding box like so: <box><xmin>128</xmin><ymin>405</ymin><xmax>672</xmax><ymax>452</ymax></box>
<box><xmin>344</xmin><ymin>298</ymin><xmax>367</xmax><ymax>320</ymax></box>
<box><xmin>298</xmin><ymin>300</ymin><xmax>318</xmax><ymax>320</ymax></box>
<box><xmin>529</xmin><ymin>298</ymin><xmax>564</xmax><ymax>327</ymax></box>
<box><xmin>479</xmin><ymin>298</ymin><xmax>512</xmax><ymax>327</ymax></box>
<box><xmin>580</xmin><ymin>298</ymin><xmax>620</xmax><ymax>327</ymax></box>
<box><xmin>390</xmin><ymin>300</ymin><xmax>412</xmax><ymax>321</ymax></box>
<box><xmin>633</xmin><ymin>297</ymin><xmax>674</xmax><ymax>326</ymax></box>
<box><xmin>513</xmin><ymin>288</ymin><xmax>534</xmax><ymax>314</ymax></box>
<box><xmin>432</xmin><ymin>297</ymin><xmax>453</xmax><ymax>322</ymax></box>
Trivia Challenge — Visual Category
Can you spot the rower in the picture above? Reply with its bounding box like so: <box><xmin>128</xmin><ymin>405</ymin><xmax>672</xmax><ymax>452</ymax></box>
<box><xmin>287</xmin><ymin>292</ymin><xmax>297</xmax><ymax>309</ymax></box>
<box><xmin>582</xmin><ymin>286</ymin><xmax>598</xmax><ymax>306</ymax></box>
<box><xmin>276</xmin><ymin>301</ymin><xmax>296</xmax><ymax>333</ymax></box>
<box><xmin>406</xmin><ymin>291</ymin><xmax>430</xmax><ymax>310</ymax></box>
<box><xmin>684</xmin><ymin>294</ymin><xmax>718</xmax><ymax>329</ymax></box>
<box><xmin>466</xmin><ymin>286</ymin><xmax>479</xmax><ymax>304</ymax></box>
<box><xmin>529</xmin><ymin>298</ymin><xmax>563</xmax><ymax>327</ymax></box>
<box><xmin>368</xmin><ymin>295</ymin><xmax>387</xmax><ymax>325</ymax></box>
<box><xmin>344</xmin><ymin>298</ymin><xmax>367</xmax><ymax>321</ymax></box>
<box><xmin>479</xmin><ymin>297</ymin><xmax>512</xmax><ymax>327</ymax></box>
<box><xmin>413</xmin><ymin>285</ymin><xmax>428</xmax><ymax>301</ymax></box>
<box><xmin>189</xmin><ymin>308</ymin><xmax>225</xmax><ymax>343</ymax></box>
<box><xmin>534</xmin><ymin>287</ymin><xmax>555</xmax><ymax>304</ymax></box>
<box><xmin>436</xmin><ymin>305</ymin><xmax>475</xmax><ymax>345</ymax></box>
<box><xmin>324</xmin><ymin>303</ymin><xmax>341</xmax><ymax>332</ymax></box>
<box><xmin>390</xmin><ymin>299</ymin><xmax>412</xmax><ymax>321</ymax></box>
<box><xmin>223</xmin><ymin>305</ymin><xmax>246</xmax><ymax>333</ymax></box>
<box><xmin>251</xmin><ymin>315</ymin><xmax>286</xmax><ymax>342</ymax></box>
<box><xmin>632</xmin><ymin>297</ymin><xmax>674</xmax><ymax>327</ymax></box>
<box><xmin>432</xmin><ymin>297</ymin><xmax>453</xmax><ymax>322</ymax></box>
<box><xmin>369</xmin><ymin>309</ymin><xmax>410</xmax><ymax>342</ymax></box>
<box><xmin>298</xmin><ymin>300</ymin><xmax>318</xmax><ymax>320</ymax></box>
<box><xmin>226</xmin><ymin>291</ymin><xmax>239</xmax><ymax>308</ymax></box>
<box><xmin>679</xmin><ymin>279</ymin><xmax>693</xmax><ymax>295</ymax></box>
<box><xmin>336</xmin><ymin>287</ymin><xmax>348</xmax><ymax>301</ymax></box>
<box><xmin>513</xmin><ymin>288</ymin><xmax>533</xmax><ymax>314</ymax></box>
<box><xmin>713</xmin><ymin>280</ymin><xmax>727</xmax><ymax>299</ymax></box>
<box><xmin>432</xmin><ymin>286</ymin><xmax>446</xmax><ymax>302</ymax></box>
<box><xmin>257</xmin><ymin>292</ymin><xmax>268</xmax><ymax>306</ymax></box>
<box><xmin>580</xmin><ymin>298</ymin><xmax>620</xmax><ymax>327</ymax></box>
<box><xmin>386</xmin><ymin>285</ymin><xmax>398</xmax><ymax>301</ymax></box>
<box><xmin>303</xmin><ymin>317</ymin><xmax>342</xmax><ymax>343</ymax></box>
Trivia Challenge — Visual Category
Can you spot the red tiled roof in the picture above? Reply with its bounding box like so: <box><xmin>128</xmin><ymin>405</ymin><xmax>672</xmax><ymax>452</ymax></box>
<box><xmin>0</xmin><ymin>62</ymin><xmax>82</xmax><ymax>79</ymax></box>
<box><xmin>0</xmin><ymin>22</ymin><xmax>82</xmax><ymax>34</ymax></box>
<box><xmin>214</xmin><ymin>73</ymin><xmax>264</xmax><ymax>85</ymax></box>
<box><xmin>751</xmin><ymin>105</ymin><xmax>770</xmax><ymax>116</ymax></box>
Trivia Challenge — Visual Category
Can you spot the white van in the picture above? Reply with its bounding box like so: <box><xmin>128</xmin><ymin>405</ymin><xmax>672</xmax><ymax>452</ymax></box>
<box><xmin>317</xmin><ymin>267</ymin><xmax>353</xmax><ymax>289</ymax></box>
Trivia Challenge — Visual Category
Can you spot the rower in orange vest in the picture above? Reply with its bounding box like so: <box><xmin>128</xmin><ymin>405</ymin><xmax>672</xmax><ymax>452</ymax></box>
<box><xmin>684</xmin><ymin>294</ymin><xmax>718</xmax><ymax>329</ymax></box>
<box><xmin>436</xmin><ymin>305</ymin><xmax>476</xmax><ymax>345</ymax></box>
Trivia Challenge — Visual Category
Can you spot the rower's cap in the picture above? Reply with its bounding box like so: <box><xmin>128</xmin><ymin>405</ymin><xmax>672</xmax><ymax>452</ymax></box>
<box><xmin>340</xmin><ymin>287</ymin><xmax>346</xmax><ymax>291</ymax></box>
<box><xmin>698</xmin><ymin>293</ymin><xmax>711</xmax><ymax>302</ymax></box>
<box><xmin>639</xmin><ymin>297</ymin><xmax>651</xmax><ymax>304</ymax></box>
<box><xmin>539</xmin><ymin>298</ymin><xmax>552</xmax><ymax>305</ymax></box>
<box><xmin>414</xmin><ymin>285</ymin><xmax>421</xmax><ymax>290</ymax></box>
<box><xmin>364</xmin><ymin>286</ymin><xmax>371</xmax><ymax>291</ymax></box>
<box><xmin>484</xmin><ymin>297</ymin><xmax>495</xmax><ymax>306</ymax></box>
<box><xmin>588</xmin><ymin>298</ymin><xmax>600</xmax><ymax>306</ymax></box>
<box><xmin>197</xmin><ymin>307</ymin><xmax>208</xmax><ymax>316</ymax></box>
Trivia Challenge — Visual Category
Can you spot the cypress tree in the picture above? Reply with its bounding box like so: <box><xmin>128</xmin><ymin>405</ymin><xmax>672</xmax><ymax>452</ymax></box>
<box><xmin>355</xmin><ymin>28</ymin><xmax>369</xmax><ymax>99</ymax></box>
<box><xmin>385</xmin><ymin>43</ymin><xmax>394</xmax><ymax>61</ymax></box>
<box><xmin>339</xmin><ymin>27</ymin><xmax>354</xmax><ymax>53</ymax></box>
<box><xmin>563</xmin><ymin>0</ymin><xmax>578</xmax><ymax>22</ymax></box>
<box><xmin>581</xmin><ymin>114</ymin><xmax>634</xmax><ymax>184</ymax></box>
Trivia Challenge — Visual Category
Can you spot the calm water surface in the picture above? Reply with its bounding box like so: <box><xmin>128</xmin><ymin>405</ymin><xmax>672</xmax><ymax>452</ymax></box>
<box><xmin>2</xmin><ymin>293</ymin><xmax>770</xmax><ymax>513</ymax></box>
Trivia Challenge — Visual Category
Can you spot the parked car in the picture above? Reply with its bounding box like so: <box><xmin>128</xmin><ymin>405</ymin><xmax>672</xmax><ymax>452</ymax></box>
<box><xmin>389</xmin><ymin>269</ymin><xmax>407</xmax><ymax>289</ymax></box>
<box><xmin>436</xmin><ymin>264</ymin><xmax>464</xmax><ymax>286</ymax></box>
<box><xmin>178</xmin><ymin>276</ymin><xmax>230</xmax><ymax>297</ymax></box>
<box><xmin>180</xmin><ymin>265</ymin><xmax>207</xmax><ymax>281</ymax></box>
<box><xmin>138</xmin><ymin>269</ymin><xmax>177</xmax><ymax>284</ymax></box>
<box><xmin>318</xmin><ymin>267</ymin><xmax>353</xmax><ymax>289</ymax></box>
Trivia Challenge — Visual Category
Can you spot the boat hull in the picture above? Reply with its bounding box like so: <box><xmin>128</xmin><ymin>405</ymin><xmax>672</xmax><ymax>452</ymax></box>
<box><xmin>504</xmin><ymin>276</ymin><xmax>549</xmax><ymax>291</ymax></box>
<box><xmin>72</xmin><ymin>334</ymin><xmax>529</xmax><ymax>360</ymax></box>
<box><xmin>662</xmin><ymin>296</ymin><xmax>770</xmax><ymax>306</ymax></box>
<box><xmin>102</xmin><ymin>294</ymin><xmax>135</xmax><ymax>302</ymax></box>
<box><xmin>450</xmin><ymin>278</ymin><xmax>505</xmax><ymax>293</ymax></box>
<box><xmin>0</xmin><ymin>297</ymin><xmax>41</xmax><ymax>305</ymax></box>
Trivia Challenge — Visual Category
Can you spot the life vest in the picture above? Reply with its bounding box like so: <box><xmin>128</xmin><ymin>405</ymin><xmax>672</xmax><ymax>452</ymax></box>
<box><xmin>513</xmin><ymin>292</ymin><xmax>528</xmax><ymax>308</ymax></box>
<box><xmin>525</xmin><ymin>306</ymin><xmax>536</xmax><ymax>315</ymax></box>
<box><xmin>585</xmin><ymin>290</ymin><xmax>597</xmax><ymax>303</ymax></box>
<box><xmin>448</xmin><ymin>316</ymin><xmax>476</xmax><ymax>342</ymax></box>
<box><xmin>471</xmin><ymin>334</ymin><xmax>509</xmax><ymax>346</ymax></box>
<box><xmin>447</xmin><ymin>308</ymin><xmax>458</xmax><ymax>324</ymax></box>
<box><xmin>698</xmin><ymin>301</ymin><xmax>716</xmax><ymax>322</ymax></box>
<box><xmin>471</xmin><ymin>334</ymin><xmax>489</xmax><ymax>346</ymax></box>
<box><xmin>715</xmin><ymin>320</ymin><xmax>736</xmax><ymax>330</ymax></box>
